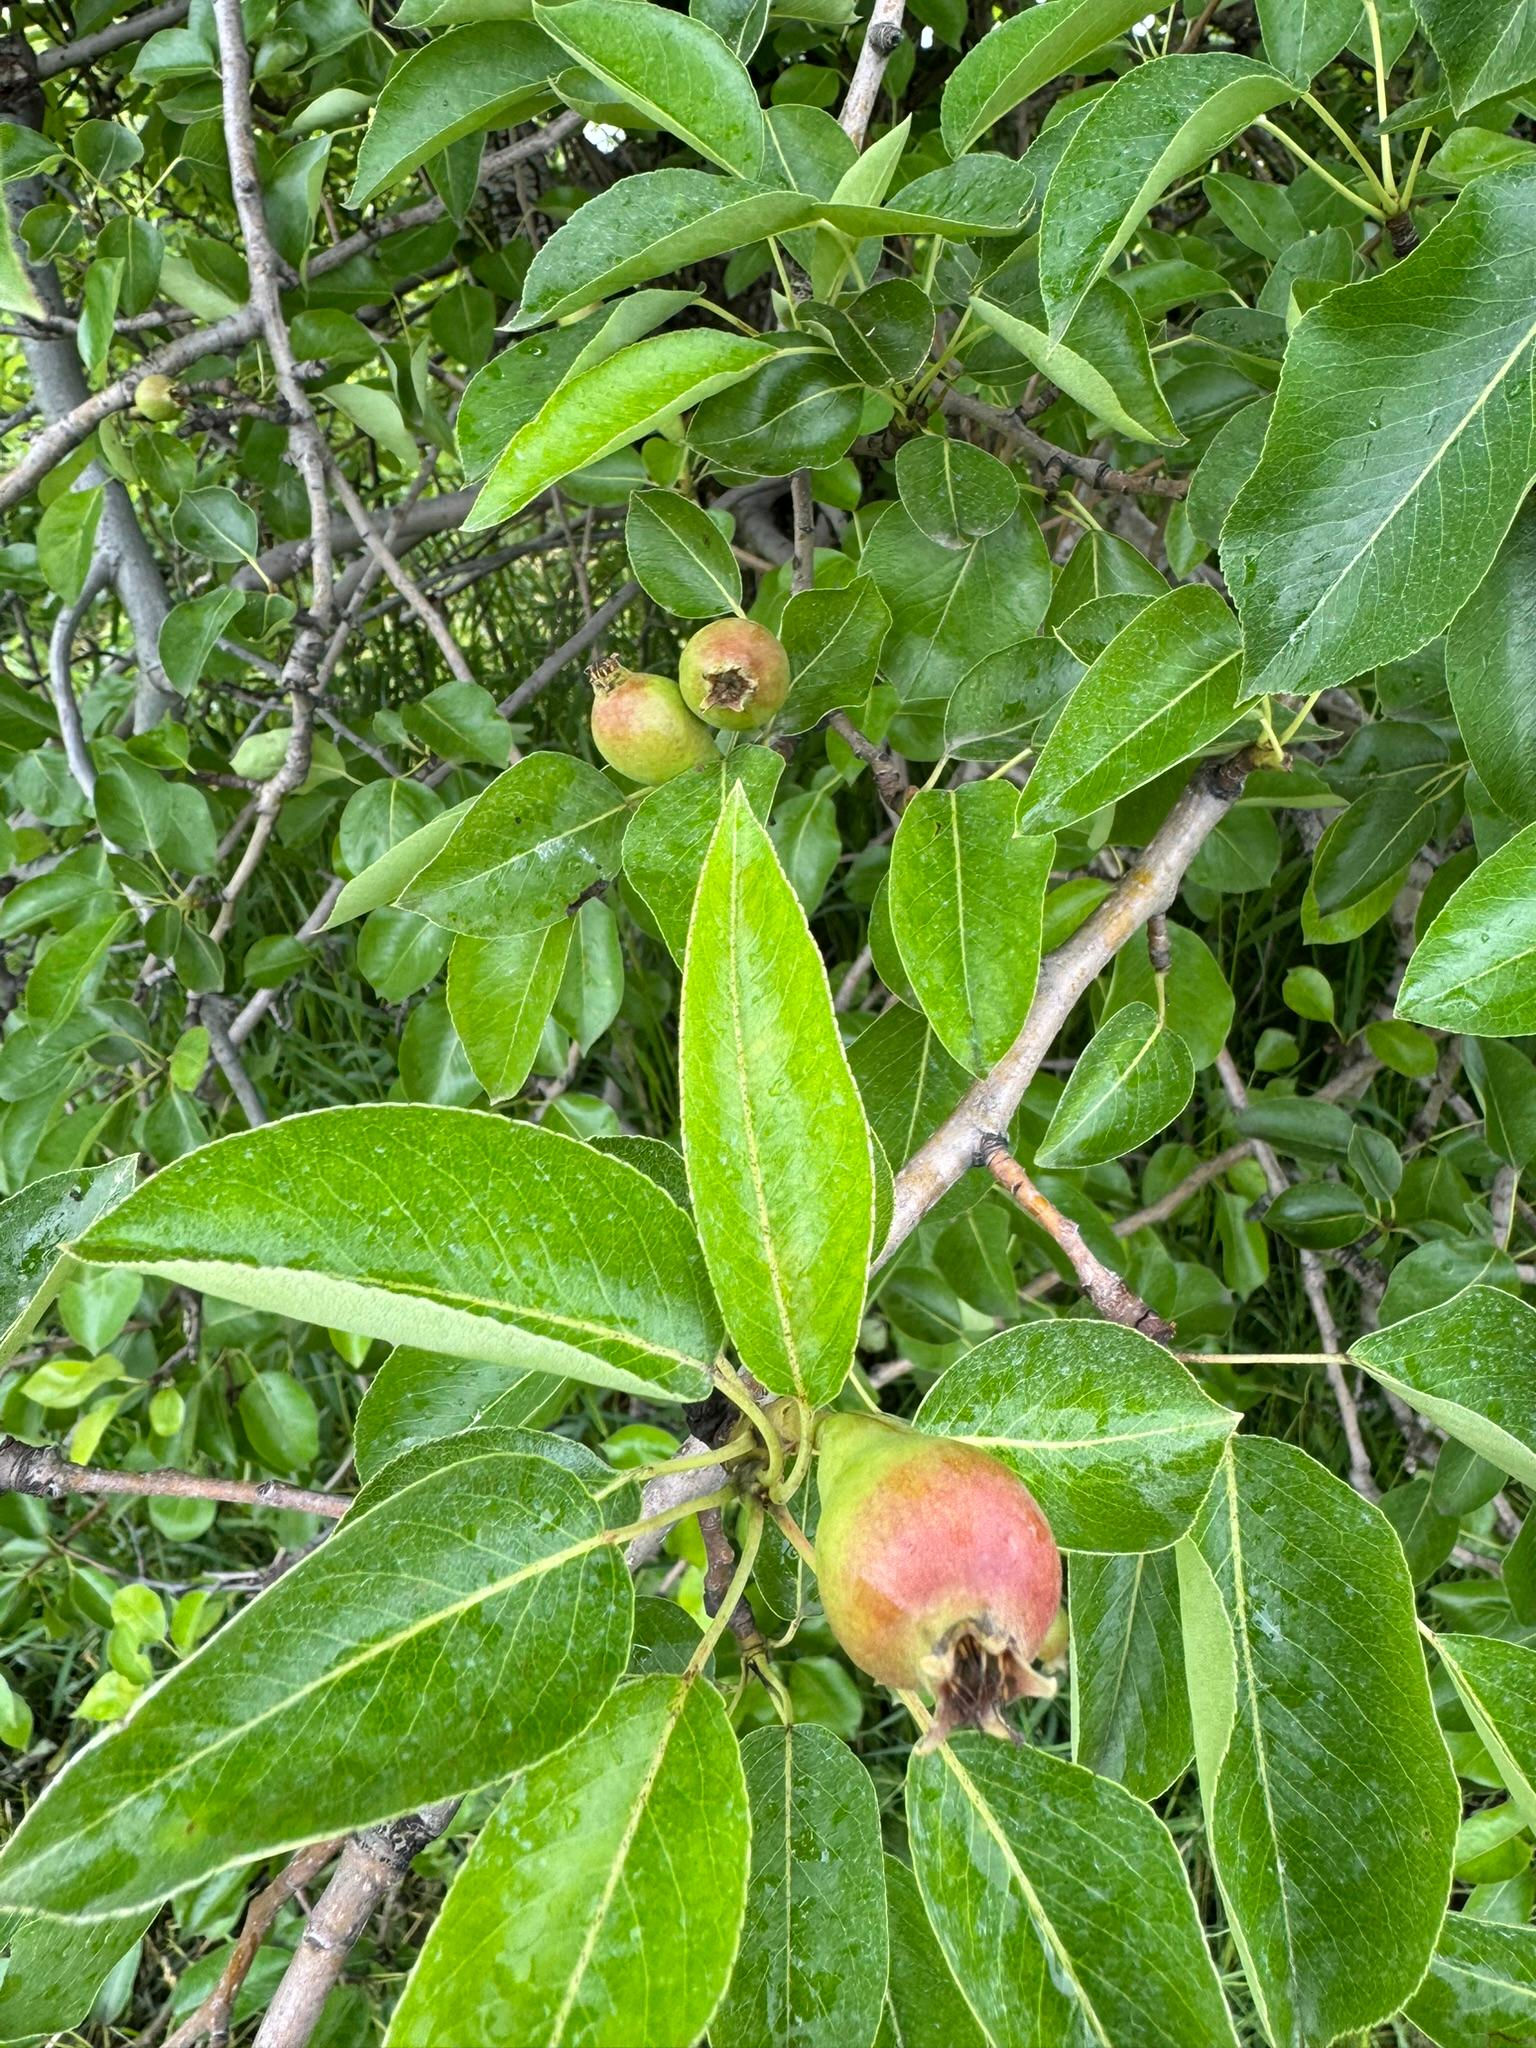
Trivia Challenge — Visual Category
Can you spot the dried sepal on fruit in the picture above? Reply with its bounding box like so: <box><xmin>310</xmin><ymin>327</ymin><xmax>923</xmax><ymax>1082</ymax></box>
<box><xmin>813</xmin><ymin>1412</ymin><xmax>1062</xmax><ymax>1751</ymax></box>
<box><xmin>588</xmin><ymin>656</ymin><xmax>717</xmax><ymax>784</ymax></box>
<box><xmin>678</xmin><ymin>618</ymin><xmax>791</xmax><ymax>731</ymax></box>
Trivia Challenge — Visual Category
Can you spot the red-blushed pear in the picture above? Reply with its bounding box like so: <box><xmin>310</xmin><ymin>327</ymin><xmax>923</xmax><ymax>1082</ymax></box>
<box><xmin>588</xmin><ymin>656</ymin><xmax>717</xmax><ymax>784</ymax></box>
<box><xmin>814</xmin><ymin>1411</ymin><xmax>1062</xmax><ymax>1750</ymax></box>
<box><xmin>678</xmin><ymin>617</ymin><xmax>791</xmax><ymax>731</ymax></box>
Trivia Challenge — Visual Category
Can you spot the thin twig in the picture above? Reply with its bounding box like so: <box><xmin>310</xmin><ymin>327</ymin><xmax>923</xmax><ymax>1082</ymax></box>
<box><xmin>0</xmin><ymin>1437</ymin><xmax>350</xmax><ymax>1519</ymax></box>
<box><xmin>982</xmin><ymin>1141</ymin><xmax>1175</xmax><ymax>1340</ymax></box>
<box><xmin>943</xmin><ymin>390</ymin><xmax>1190</xmax><ymax>498</ymax></box>
<box><xmin>162</xmin><ymin>1838</ymin><xmax>344</xmax><ymax>2048</ymax></box>
<box><xmin>37</xmin><ymin>0</ymin><xmax>190</xmax><ymax>75</ymax></box>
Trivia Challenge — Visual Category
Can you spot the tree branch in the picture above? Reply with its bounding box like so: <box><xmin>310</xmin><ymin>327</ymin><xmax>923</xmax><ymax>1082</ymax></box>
<box><xmin>0</xmin><ymin>1437</ymin><xmax>350</xmax><ymax>1519</ymax></box>
<box><xmin>47</xmin><ymin>549</ymin><xmax>116</xmax><ymax>799</ymax></box>
<box><xmin>943</xmin><ymin>390</ymin><xmax>1190</xmax><ymax>498</ymax></box>
<box><xmin>37</xmin><ymin>0</ymin><xmax>191</xmax><ymax>77</ymax></box>
<box><xmin>162</xmin><ymin>1837</ymin><xmax>344</xmax><ymax>2048</ymax></box>
<box><xmin>982</xmin><ymin>1141</ymin><xmax>1175</xmax><ymax>1340</ymax></box>
<box><xmin>878</xmin><ymin>746</ymin><xmax>1259</xmax><ymax>1263</ymax></box>
<box><xmin>251</xmin><ymin>1803</ymin><xmax>459</xmax><ymax>2048</ymax></box>
<box><xmin>838</xmin><ymin>0</ymin><xmax>906</xmax><ymax>150</ymax></box>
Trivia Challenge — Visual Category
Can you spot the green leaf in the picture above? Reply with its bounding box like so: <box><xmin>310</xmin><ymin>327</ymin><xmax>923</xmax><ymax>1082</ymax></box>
<box><xmin>680</xmin><ymin>787</ymin><xmax>873</xmax><ymax>1405</ymax></box>
<box><xmin>1036</xmin><ymin>1003</ymin><xmax>1196</xmax><ymax>1168</ymax></box>
<box><xmin>713</xmin><ymin>1724</ymin><xmax>888</xmax><ymax>2048</ymax></box>
<box><xmin>0</xmin><ymin>1911</ymin><xmax>152</xmax><ymax>2042</ymax></box>
<box><xmin>1020</xmin><ymin>585</ymin><xmax>1242</xmax><ymax>832</ymax></box>
<box><xmin>76</xmin><ymin>1105</ymin><xmax>719</xmax><ymax>1402</ymax></box>
<box><xmin>0</xmin><ymin>1448</ymin><xmax>631</xmax><ymax>1920</ymax></box>
<box><xmin>1405</xmin><ymin>1913</ymin><xmax>1536</xmax><ymax>2048</ymax></box>
<box><xmin>1224</xmin><ymin>165</ymin><xmax>1536</xmax><ymax>700</ymax></box>
<box><xmin>862</xmin><ymin>503</ymin><xmax>1052</xmax><ymax>738</ymax></box>
<box><xmin>847</xmin><ymin>1005</ymin><xmax>975</xmax><ymax>1229</ymax></box>
<box><xmin>777</xmin><ymin>574</ymin><xmax>890</xmax><ymax>734</ymax></box>
<box><xmin>0</xmin><ymin>1158</ymin><xmax>137</xmax><ymax>1364</ymax></box>
<box><xmin>1039</xmin><ymin>55</ymin><xmax>1293</xmax><ymax>335</ymax></box>
<box><xmin>36</xmin><ymin>485</ymin><xmax>104</xmax><ymax>601</ymax></box>
<box><xmin>326</xmin><ymin>800</ymin><xmax>474</xmax><ymax>928</ymax></box>
<box><xmin>446</xmin><ymin>926</ymin><xmax>572</xmax><ymax>1102</ymax></box>
<box><xmin>1070</xmin><ymin>1549</ymin><xmax>1192</xmax><ymax>1800</ymax></box>
<box><xmin>338</xmin><ymin>779</ymin><xmax>443</xmax><ymax>878</ymax></box>
<box><xmin>237</xmin><ymin>1370</ymin><xmax>319</xmax><ymax>1473</ymax></box>
<box><xmin>688</xmin><ymin>348</ymin><xmax>864</xmax><ymax>476</ymax></box>
<box><xmin>940</xmin><ymin>0</ymin><xmax>1152</xmax><ymax>158</ymax></box>
<box><xmin>907</xmin><ymin>1734</ymin><xmax>1238</xmax><ymax>2048</ymax></box>
<box><xmin>918</xmin><ymin>1321</ymin><xmax>1236</xmax><ymax>1551</ymax></box>
<box><xmin>623</xmin><ymin>746</ymin><xmax>783</xmax><ymax>960</ymax></box>
<box><xmin>1255</xmin><ymin>0</ymin><xmax>1363</xmax><ymax>83</ymax></box>
<box><xmin>158</xmin><ymin>587</ymin><xmax>243</xmax><ymax>693</ymax></box>
<box><xmin>517</xmin><ymin>171</ymin><xmax>817</xmax><ymax>328</ymax></box>
<box><xmin>1310</xmin><ymin>774</ymin><xmax>1442</xmax><ymax>917</ymax></box>
<box><xmin>0</xmin><ymin>191</ymin><xmax>43</xmax><ymax>319</ymax></box>
<box><xmin>1177</xmin><ymin>1437</ymin><xmax>1459</xmax><ymax>2047</ymax></box>
<box><xmin>555</xmin><ymin>897</ymin><xmax>624</xmax><ymax>1051</ymax></box>
<box><xmin>806</xmin><ymin>278</ymin><xmax>933</xmax><ymax>384</ymax></box>
<box><xmin>400</xmin><ymin>753</ymin><xmax>628</xmax><ymax>938</ymax></box>
<box><xmin>770</xmin><ymin>786</ymin><xmax>840</xmax><ymax>914</ymax></box>
<box><xmin>877</xmin><ymin>1853</ymin><xmax>985</xmax><ymax>2048</ymax></box>
<box><xmin>1445</xmin><ymin>499</ymin><xmax>1536</xmax><ymax>824</ymax></box>
<box><xmin>888</xmin><ymin>782</ymin><xmax>1054</xmax><ymax>1075</ymax></box>
<box><xmin>348</xmin><ymin>24</ymin><xmax>561</xmax><ymax>204</ymax></box>
<box><xmin>1107</xmin><ymin>920</ymin><xmax>1233</xmax><ymax>1069</ymax></box>
<box><xmin>895</xmin><ymin>434</ymin><xmax>1019</xmax><ymax>548</ymax></box>
<box><xmin>1434</xmin><ymin>1634</ymin><xmax>1536</xmax><ymax>1829</ymax></box>
<box><xmin>387</xmin><ymin>1674</ymin><xmax>748</xmax><ymax>2046</ymax></box>
<box><xmin>534</xmin><ymin>0</ymin><xmax>765</xmax><ymax>175</ymax></box>
<box><xmin>1397</xmin><ymin>820</ymin><xmax>1536</xmax><ymax>1034</ymax></box>
<box><xmin>470</xmin><ymin>331</ymin><xmax>774</xmax><ymax>525</ymax></box>
<box><xmin>943</xmin><ymin>638</ymin><xmax>1084</xmax><ymax>762</ymax></box>
<box><xmin>1352</xmin><ymin>1284</ymin><xmax>1536</xmax><ymax>1487</ymax></box>
<box><xmin>972</xmin><ymin>281</ymin><xmax>1183</xmax><ymax>446</ymax></box>
<box><xmin>353</xmin><ymin>1345</ymin><xmax>565</xmax><ymax>1482</ymax></box>
<box><xmin>170</xmin><ymin>486</ymin><xmax>258</xmax><ymax>566</ymax></box>
<box><xmin>1413</xmin><ymin>0</ymin><xmax>1536</xmax><ymax>112</ymax></box>
<box><xmin>626</xmin><ymin>489</ymin><xmax>742</xmax><ymax>617</ymax></box>
<box><xmin>826</xmin><ymin>155</ymin><xmax>1034</xmax><ymax>239</ymax></box>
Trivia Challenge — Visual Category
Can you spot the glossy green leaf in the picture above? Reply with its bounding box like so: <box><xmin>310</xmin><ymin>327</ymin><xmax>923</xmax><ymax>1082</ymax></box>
<box><xmin>807</xmin><ymin>278</ymin><xmax>933</xmax><ymax>384</ymax></box>
<box><xmin>400</xmin><ymin>753</ymin><xmax>628</xmax><ymax>939</ymax></box>
<box><xmin>689</xmin><ymin>348</ymin><xmax>864</xmax><ymax>476</ymax></box>
<box><xmin>1223</xmin><ymin>165</ymin><xmax>1536</xmax><ymax>700</ymax></box>
<box><xmin>1434</xmin><ymin>1634</ymin><xmax>1536</xmax><ymax>1829</ymax></box>
<box><xmin>0</xmin><ymin>1909</ymin><xmax>153</xmax><ymax>2041</ymax></box>
<box><xmin>1310</xmin><ymin>773</ymin><xmax>1441</xmax><ymax>917</ymax></box>
<box><xmin>1397</xmin><ymin>821</ymin><xmax>1536</xmax><ymax>1034</ymax></box>
<box><xmin>517</xmin><ymin>172</ymin><xmax>817</xmax><ymax>328</ymax></box>
<box><xmin>348</xmin><ymin>24</ymin><xmax>560</xmax><ymax>204</ymax></box>
<box><xmin>895</xmin><ymin>435</ymin><xmax>1019</xmax><ymax>548</ymax></box>
<box><xmin>1178</xmin><ymin>1436</ymin><xmax>1459</xmax><ymax>2047</ymax></box>
<box><xmin>352</xmin><ymin>1345</ymin><xmax>565</xmax><ymax>1481</ymax></box>
<box><xmin>877</xmin><ymin>1854</ymin><xmax>984</xmax><ymax>2048</ymax></box>
<box><xmin>1070</xmin><ymin>1548</ymin><xmax>1192</xmax><ymax>1800</ymax></box>
<box><xmin>940</xmin><ymin>0</ymin><xmax>1151</xmax><ymax>157</ymax></box>
<box><xmin>0</xmin><ymin>1449</ymin><xmax>631</xmax><ymax>1919</ymax></box>
<box><xmin>76</xmin><ymin>1105</ymin><xmax>719</xmax><ymax>1401</ymax></box>
<box><xmin>942</xmin><ymin>638</ymin><xmax>1084</xmax><ymax>762</ymax></box>
<box><xmin>972</xmin><ymin>282</ymin><xmax>1182</xmax><ymax>446</ymax></box>
<box><xmin>888</xmin><ymin>782</ymin><xmax>1053</xmax><ymax>1075</ymax></box>
<box><xmin>1020</xmin><ymin>585</ymin><xmax>1243</xmax><ymax>832</ymax></box>
<box><xmin>534</xmin><ymin>0</ymin><xmax>764</xmax><ymax>175</ymax></box>
<box><xmin>713</xmin><ymin>1724</ymin><xmax>887</xmax><ymax>2048</ymax></box>
<box><xmin>388</xmin><ymin>1674</ymin><xmax>748</xmax><ymax>2046</ymax></box>
<box><xmin>626</xmin><ymin>489</ymin><xmax>742</xmax><ymax>617</ymax></box>
<box><xmin>446</xmin><ymin>924</ymin><xmax>572</xmax><ymax>1102</ymax></box>
<box><xmin>1039</xmin><ymin>55</ymin><xmax>1293</xmax><ymax>334</ymax></box>
<box><xmin>0</xmin><ymin>1158</ymin><xmax>137</xmax><ymax>1364</ymax></box>
<box><xmin>1352</xmin><ymin>1284</ymin><xmax>1536</xmax><ymax>1487</ymax></box>
<box><xmin>469</xmin><ymin>332</ymin><xmax>775</xmax><ymax>526</ymax></box>
<box><xmin>1255</xmin><ymin>0</ymin><xmax>1362</xmax><ymax>83</ymax></box>
<box><xmin>1405</xmin><ymin>1912</ymin><xmax>1536</xmax><ymax>2048</ymax></box>
<box><xmin>907</xmin><ymin>1734</ymin><xmax>1238</xmax><ymax>2048</ymax></box>
<box><xmin>1036</xmin><ymin>1003</ymin><xmax>1196</xmax><ymax>1168</ymax></box>
<box><xmin>680</xmin><ymin>788</ymin><xmax>873</xmax><ymax>1405</ymax></box>
<box><xmin>847</xmin><ymin>1005</ymin><xmax>975</xmax><ymax>1229</ymax></box>
<box><xmin>1446</xmin><ymin>501</ymin><xmax>1536</xmax><ymax>823</ymax></box>
<box><xmin>1413</xmin><ymin>0</ymin><xmax>1536</xmax><ymax>111</ymax></box>
<box><xmin>777</xmin><ymin>574</ymin><xmax>890</xmax><ymax>734</ymax></box>
<box><xmin>917</xmin><ymin>1320</ymin><xmax>1236</xmax><ymax>1551</ymax></box>
<box><xmin>325</xmin><ymin>799</ymin><xmax>473</xmax><ymax>927</ymax></box>
<box><xmin>623</xmin><ymin>746</ymin><xmax>783</xmax><ymax>960</ymax></box>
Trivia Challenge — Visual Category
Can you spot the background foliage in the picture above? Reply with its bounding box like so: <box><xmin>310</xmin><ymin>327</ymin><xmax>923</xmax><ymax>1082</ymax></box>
<box><xmin>2</xmin><ymin>0</ymin><xmax>1536</xmax><ymax>2041</ymax></box>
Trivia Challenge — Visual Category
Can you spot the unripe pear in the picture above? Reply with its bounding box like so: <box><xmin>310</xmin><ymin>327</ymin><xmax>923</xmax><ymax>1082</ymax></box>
<box><xmin>588</xmin><ymin>657</ymin><xmax>717</xmax><ymax>784</ymax></box>
<box><xmin>678</xmin><ymin>617</ymin><xmax>791</xmax><ymax>731</ymax></box>
<box><xmin>814</xmin><ymin>1412</ymin><xmax>1062</xmax><ymax>1749</ymax></box>
<box><xmin>133</xmin><ymin>374</ymin><xmax>182</xmax><ymax>423</ymax></box>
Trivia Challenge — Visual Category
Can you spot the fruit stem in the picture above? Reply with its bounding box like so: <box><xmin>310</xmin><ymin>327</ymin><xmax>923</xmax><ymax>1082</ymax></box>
<box><xmin>713</xmin><ymin>1358</ymin><xmax>785</xmax><ymax>1496</ymax></box>
<box><xmin>895</xmin><ymin>1685</ymin><xmax>933</xmax><ymax>1740</ymax></box>
<box><xmin>767</xmin><ymin>1500</ymin><xmax>818</xmax><ymax>1575</ymax></box>
<box><xmin>770</xmin><ymin>1399</ymin><xmax>815</xmax><ymax>1505</ymax></box>
<box><xmin>686</xmin><ymin>1501</ymin><xmax>764</xmax><ymax>1678</ymax></box>
<box><xmin>757</xmin><ymin>1656</ymin><xmax>796</xmax><ymax>1727</ymax></box>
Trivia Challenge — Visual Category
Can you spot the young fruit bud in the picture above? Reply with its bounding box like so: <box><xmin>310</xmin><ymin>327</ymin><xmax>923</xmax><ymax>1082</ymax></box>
<box><xmin>815</xmin><ymin>1412</ymin><xmax>1062</xmax><ymax>1750</ymax></box>
<box><xmin>133</xmin><ymin>374</ymin><xmax>182</xmax><ymax>423</ymax></box>
<box><xmin>678</xmin><ymin>617</ymin><xmax>791</xmax><ymax>731</ymax></box>
<box><xmin>588</xmin><ymin>657</ymin><xmax>717</xmax><ymax>784</ymax></box>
